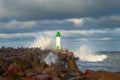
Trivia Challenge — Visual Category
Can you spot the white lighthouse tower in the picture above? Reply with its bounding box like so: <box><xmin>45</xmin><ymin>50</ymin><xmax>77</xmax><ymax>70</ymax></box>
<box><xmin>56</xmin><ymin>32</ymin><xmax>61</xmax><ymax>50</ymax></box>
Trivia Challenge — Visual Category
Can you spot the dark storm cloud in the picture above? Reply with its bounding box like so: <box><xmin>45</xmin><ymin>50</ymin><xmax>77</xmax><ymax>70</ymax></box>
<box><xmin>0</xmin><ymin>15</ymin><xmax>120</xmax><ymax>33</ymax></box>
<box><xmin>0</xmin><ymin>0</ymin><xmax>120</xmax><ymax>20</ymax></box>
<box><xmin>72</xmin><ymin>16</ymin><xmax>120</xmax><ymax>28</ymax></box>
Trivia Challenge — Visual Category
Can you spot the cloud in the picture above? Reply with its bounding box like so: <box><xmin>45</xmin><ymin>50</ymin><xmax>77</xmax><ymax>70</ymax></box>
<box><xmin>0</xmin><ymin>33</ymin><xmax>38</xmax><ymax>38</ymax></box>
<box><xmin>95</xmin><ymin>16</ymin><xmax>120</xmax><ymax>27</ymax></box>
<box><xmin>0</xmin><ymin>0</ymin><xmax>120</xmax><ymax>20</ymax></box>
<box><xmin>67</xmin><ymin>18</ymin><xmax>84</xmax><ymax>27</ymax></box>
<box><xmin>113</xmin><ymin>28</ymin><xmax>120</xmax><ymax>32</ymax></box>
<box><xmin>0</xmin><ymin>20</ymin><xmax>36</xmax><ymax>30</ymax></box>
<box><xmin>67</xmin><ymin>16</ymin><xmax>120</xmax><ymax>27</ymax></box>
<box><xmin>43</xmin><ymin>29</ymin><xmax>108</xmax><ymax>38</ymax></box>
<box><xmin>0</xmin><ymin>15</ymin><xmax>119</xmax><ymax>32</ymax></box>
<box><xmin>96</xmin><ymin>37</ymin><xmax>112</xmax><ymax>41</ymax></box>
<box><xmin>0</xmin><ymin>29</ymin><xmax>107</xmax><ymax>38</ymax></box>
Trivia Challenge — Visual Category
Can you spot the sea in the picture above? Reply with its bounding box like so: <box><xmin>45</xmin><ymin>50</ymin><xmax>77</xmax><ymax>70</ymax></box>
<box><xmin>0</xmin><ymin>35</ymin><xmax>120</xmax><ymax>72</ymax></box>
<box><xmin>76</xmin><ymin>51</ymin><xmax>120</xmax><ymax>72</ymax></box>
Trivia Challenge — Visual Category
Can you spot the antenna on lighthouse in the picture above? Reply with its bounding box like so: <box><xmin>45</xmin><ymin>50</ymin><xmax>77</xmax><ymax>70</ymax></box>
<box><xmin>56</xmin><ymin>32</ymin><xmax>61</xmax><ymax>50</ymax></box>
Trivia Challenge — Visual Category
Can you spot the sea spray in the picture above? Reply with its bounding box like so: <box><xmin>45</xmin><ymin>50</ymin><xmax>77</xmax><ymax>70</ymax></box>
<box><xmin>75</xmin><ymin>45</ymin><xmax>107</xmax><ymax>62</ymax></box>
<box><xmin>29</xmin><ymin>35</ymin><xmax>54</xmax><ymax>50</ymax></box>
<box><xmin>44</xmin><ymin>52</ymin><xmax>58</xmax><ymax>65</ymax></box>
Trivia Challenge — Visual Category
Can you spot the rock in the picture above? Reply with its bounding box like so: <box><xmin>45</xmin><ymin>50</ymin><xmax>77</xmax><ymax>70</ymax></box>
<box><xmin>4</xmin><ymin>63</ymin><xmax>22</xmax><ymax>77</ymax></box>
<box><xmin>25</xmin><ymin>69</ymin><xmax>37</xmax><ymax>77</ymax></box>
<box><xmin>67</xmin><ymin>57</ymin><xmax>83</xmax><ymax>76</ymax></box>
<box><xmin>42</xmin><ymin>63</ymin><xmax>59</xmax><ymax>78</ymax></box>
<box><xmin>53</xmin><ymin>76</ymin><xmax>60</xmax><ymax>80</ymax></box>
<box><xmin>35</xmin><ymin>74</ymin><xmax>51</xmax><ymax>80</ymax></box>
<box><xmin>24</xmin><ymin>77</ymin><xmax>32</xmax><ymax>80</ymax></box>
<box><xmin>36</xmin><ymin>61</ymin><xmax>48</xmax><ymax>73</ymax></box>
<box><xmin>17</xmin><ymin>71</ymin><xmax>25</xmax><ymax>77</ymax></box>
<box><xmin>32</xmin><ymin>55</ymin><xmax>40</xmax><ymax>69</ymax></box>
<box><xmin>84</xmin><ymin>69</ymin><xmax>94</xmax><ymax>76</ymax></box>
<box><xmin>88</xmin><ymin>70</ymin><xmax>120</xmax><ymax>80</ymax></box>
<box><xmin>13</xmin><ymin>57</ymin><xmax>27</xmax><ymax>70</ymax></box>
<box><xmin>68</xmin><ymin>76</ymin><xmax>82</xmax><ymax>80</ymax></box>
<box><xmin>57</xmin><ymin>64</ymin><xmax>67</xmax><ymax>73</ymax></box>
<box><xmin>67</xmin><ymin>57</ymin><xmax>79</xmax><ymax>72</ymax></box>
<box><xmin>61</xmin><ymin>73</ymin><xmax>74</xmax><ymax>80</ymax></box>
<box><xmin>61</xmin><ymin>72</ymin><xmax>83</xmax><ymax>80</ymax></box>
<box><xmin>50</xmin><ymin>63</ymin><xmax>57</xmax><ymax>71</ymax></box>
<box><xmin>0</xmin><ymin>60</ymin><xmax>10</xmax><ymax>72</ymax></box>
<box><xmin>5</xmin><ymin>63</ymin><xmax>24</xmax><ymax>79</ymax></box>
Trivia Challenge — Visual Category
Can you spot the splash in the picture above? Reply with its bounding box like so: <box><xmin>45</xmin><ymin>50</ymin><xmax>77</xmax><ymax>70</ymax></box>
<box><xmin>75</xmin><ymin>45</ymin><xmax>107</xmax><ymax>62</ymax></box>
<box><xmin>44</xmin><ymin>52</ymin><xmax>58</xmax><ymax>65</ymax></box>
<box><xmin>30</xmin><ymin>35</ymin><xmax>54</xmax><ymax>50</ymax></box>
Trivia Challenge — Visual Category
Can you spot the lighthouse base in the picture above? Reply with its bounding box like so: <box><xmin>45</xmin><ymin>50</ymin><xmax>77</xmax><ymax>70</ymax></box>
<box><xmin>56</xmin><ymin>46</ymin><xmax>60</xmax><ymax>50</ymax></box>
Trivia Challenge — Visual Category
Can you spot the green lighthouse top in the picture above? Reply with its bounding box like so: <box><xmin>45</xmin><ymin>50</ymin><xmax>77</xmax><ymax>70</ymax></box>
<box><xmin>56</xmin><ymin>32</ymin><xmax>61</xmax><ymax>37</ymax></box>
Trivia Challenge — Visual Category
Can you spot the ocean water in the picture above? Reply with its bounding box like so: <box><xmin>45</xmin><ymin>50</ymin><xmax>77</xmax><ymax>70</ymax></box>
<box><xmin>76</xmin><ymin>52</ymin><xmax>120</xmax><ymax>72</ymax></box>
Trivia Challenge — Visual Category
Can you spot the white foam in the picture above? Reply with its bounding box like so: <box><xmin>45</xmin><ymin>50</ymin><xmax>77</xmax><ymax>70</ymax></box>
<box><xmin>29</xmin><ymin>35</ymin><xmax>54</xmax><ymax>50</ymax></box>
<box><xmin>74</xmin><ymin>45</ymin><xmax>107</xmax><ymax>62</ymax></box>
<box><xmin>44</xmin><ymin>52</ymin><xmax>58</xmax><ymax>65</ymax></box>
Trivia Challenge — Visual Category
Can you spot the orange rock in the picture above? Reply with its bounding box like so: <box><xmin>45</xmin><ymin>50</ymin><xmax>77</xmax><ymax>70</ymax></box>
<box><xmin>25</xmin><ymin>69</ymin><xmax>36</xmax><ymax>74</ymax></box>
<box><xmin>5</xmin><ymin>63</ymin><xmax>21</xmax><ymax>77</ymax></box>
<box><xmin>25</xmin><ymin>76</ymin><xmax>40</xmax><ymax>80</ymax></box>
<box><xmin>89</xmin><ymin>70</ymin><xmax>120</xmax><ymax>80</ymax></box>
<box><xmin>17</xmin><ymin>71</ymin><xmax>25</xmax><ymax>77</ymax></box>
<box><xmin>35</xmin><ymin>74</ymin><xmax>50</xmax><ymax>80</ymax></box>
<box><xmin>84</xmin><ymin>69</ymin><xmax>94</xmax><ymax>76</ymax></box>
<box><xmin>25</xmin><ymin>77</ymin><xmax>32</xmax><ymax>80</ymax></box>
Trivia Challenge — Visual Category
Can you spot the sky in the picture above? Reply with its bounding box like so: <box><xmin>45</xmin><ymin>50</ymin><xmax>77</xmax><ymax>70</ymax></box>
<box><xmin>0</xmin><ymin>0</ymin><xmax>120</xmax><ymax>51</ymax></box>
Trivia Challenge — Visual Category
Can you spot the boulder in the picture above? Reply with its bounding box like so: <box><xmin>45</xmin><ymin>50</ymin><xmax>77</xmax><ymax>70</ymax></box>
<box><xmin>32</xmin><ymin>55</ymin><xmax>40</xmax><ymax>69</ymax></box>
<box><xmin>61</xmin><ymin>73</ymin><xmax>74</xmax><ymax>80</ymax></box>
<box><xmin>68</xmin><ymin>76</ymin><xmax>82</xmax><ymax>80</ymax></box>
<box><xmin>13</xmin><ymin>57</ymin><xmax>27</xmax><ymax>70</ymax></box>
<box><xmin>67</xmin><ymin>57</ymin><xmax>83</xmax><ymax>76</ymax></box>
<box><xmin>35</xmin><ymin>74</ymin><xmax>51</xmax><ymax>80</ymax></box>
<box><xmin>25</xmin><ymin>69</ymin><xmax>37</xmax><ymax>77</ymax></box>
<box><xmin>57</xmin><ymin>64</ymin><xmax>67</xmax><ymax>73</ymax></box>
<box><xmin>5</xmin><ymin>63</ymin><xmax>21</xmax><ymax>75</ymax></box>
<box><xmin>88</xmin><ymin>70</ymin><xmax>120</xmax><ymax>80</ymax></box>
<box><xmin>36</xmin><ymin>61</ymin><xmax>48</xmax><ymax>73</ymax></box>
<box><xmin>84</xmin><ymin>69</ymin><xmax>94</xmax><ymax>76</ymax></box>
<box><xmin>42</xmin><ymin>63</ymin><xmax>59</xmax><ymax>78</ymax></box>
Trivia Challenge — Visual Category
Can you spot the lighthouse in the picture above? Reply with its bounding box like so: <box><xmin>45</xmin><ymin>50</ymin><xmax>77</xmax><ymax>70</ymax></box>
<box><xmin>56</xmin><ymin>32</ymin><xmax>61</xmax><ymax>50</ymax></box>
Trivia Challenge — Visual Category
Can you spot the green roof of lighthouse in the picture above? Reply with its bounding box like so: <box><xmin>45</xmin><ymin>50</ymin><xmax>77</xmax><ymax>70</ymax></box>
<box><xmin>56</xmin><ymin>32</ymin><xmax>61</xmax><ymax>37</ymax></box>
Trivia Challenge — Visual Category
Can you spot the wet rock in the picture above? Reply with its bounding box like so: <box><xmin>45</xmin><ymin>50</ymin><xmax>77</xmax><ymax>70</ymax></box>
<box><xmin>61</xmin><ymin>73</ymin><xmax>74</xmax><ymax>80</ymax></box>
<box><xmin>23</xmin><ymin>77</ymin><xmax>40</xmax><ymax>80</ymax></box>
<box><xmin>13</xmin><ymin>57</ymin><xmax>27</xmax><ymax>70</ymax></box>
<box><xmin>32</xmin><ymin>55</ymin><xmax>40</xmax><ymax>69</ymax></box>
<box><xmin>88</xmin><ymin>70</ymin><xmax>120</xmax><ymax>80</ymax></box>
<box><xmin>57</xmin><ymin>64</ymin><xmax>67</xmax><ymax>73</ymax></box>
<box><xmin>67</xmin><ymin>57</ymin><xmax>79</xmax><ymax>72</ymax></box>
<box><xmin>53</xmin><ymin>76</ymin><xmax>60</xmax><ymax>80</ymax></box>
<box><xmin>35</xmin><ymin>73</ymin><xmax>51</xmax><ymax>80</ymax></box>
<box><xmin>25</xmin><ymin>69</ymin><xmax>37</xmax><ymax>77</ymax></box>
<box><xmin>0</xmin><ymin>58</ymin><xmax>10</xmax><ymax>76</ymax></box>
<box><xmin>68</xmin><ymin>76</ymin><xmax>82</xmax><ymax>80</ymax></box>
<box><xmin>24</xmin><ymin>77</ymin><xmax>33</xmax><ymax>80</ymax></box>
<box><xmin>36</xmin><ymin>61</ymin><xmax>48</xmax><ymax>73</ymax></box>
<box><xmin>22</xmin><ymin>55</ymin><xmax>33</xmax><ymax>69</ymax></box>
<box><xmin>42</xmin><ymin>63</ymin><xmax>58</xmax><ymax>78</ymax></box>
<box><xmin>67</xmin><ymin>57</ymin><xmax>83</xmax><ymax>76</ymax></box>
<box><xmin>84</xmin><ymin>69</ymin><xmax>94</xmax><ymax>76</ymax></box>
<box><xmin>17</xmin><ymin>71</ymin><xmax>25</xmax><ymax>77</ymax></box>
<box><xmin>4</xmin><ymin>63</ymin><xmax>23</xmax><ymax>79</ymax></box>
